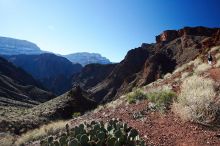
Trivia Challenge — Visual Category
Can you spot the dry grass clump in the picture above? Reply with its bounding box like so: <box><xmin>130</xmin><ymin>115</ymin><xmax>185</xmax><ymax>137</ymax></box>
<box><xmin>106</xmin><ymin>97</ymin><xmax>123</xmax><ymax>109</ymax></box>
<box><xmin>215</xmin><ymin>53</ymin><xmax>220</xmax><ymax>60</ymax></box>
<box><xmin>210</xmin><ymin>46</ymin><xmax>220</xmax><ymax>52</ymax></box>
<box><xmin>163</xmin><ymin>73</ymin><xmax>172</xmax><ymax>79</ymax></box>
<box><xmin>147</xmin><ymin>90</ymin><xmax>176</xmax><ymax>112</ymax></box>
<box><xmin>215</xmin><ymin>53</ymin><xmax>220</xmax><ymax>68</ymax></box>
<box><xmin>127</xmin><ymin>89</ymin><xmax>147</xmax><ymax>104</ymax></box>
<box><xmin>181</xmin><ymin>72</ymin><xmax>192</xmax><ymax>81</ymax></box>
<box><xmin>194</xmin><ymin>63</ymin><xmax>212</xmax><ymax>75</ymax></box>
<box><xmin>192</xmin><ymin>58</ymin><xmax>202</xmax><ymax>67</ymax></box>
<box><xmin>0</xmin><ymin>134</ymin><xmax>15</xmax><ymax>146</ymax></box>
<box><xmin>92</xmin><ymin>105</ymin><xmax>105</xmax><ymax>113</ymax></box>
<box><xmin>215</xmin><ymin>59</ymin><xmax>220</xmax><ymax>68</ymax></box>
<box><xmin>173</xmin><ymin>58</ymin><xmax>202</xmax><ymax>75</ymax></box>
<box><xmin>173</xmin><ymin>64</ymin><xmax>188</xmax><ymax>74</ymax></box>
<box><xmin>16</xmin><ymin>120</ymin><xmax>68</xmax><ymax>145</ymax></box>
<box><xmin>172</xmin><ymin>75</ymin><xmax>219</xmax><ymax>123</ymax></box>
<box><xmin>93</xmin><ymin>96</ymin><xmax>124</xmax><ymax>113</ymax></box>
<box><xmin>143</xmin><ymin>84</ymin><xmax>172</xmax><ymax>94</ymax></box>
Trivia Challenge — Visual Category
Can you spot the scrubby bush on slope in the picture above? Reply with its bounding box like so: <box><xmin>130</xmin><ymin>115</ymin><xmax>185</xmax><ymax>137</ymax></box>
<box><xmin>127</xmin><ymin>89</ymin><xmax>147</xmax><ymax>104</ymax></box>
<box><xmin>127</xmin><ymin>88</ymin><xmax>176</xmax><ymax>112</ymax></box>
<box><xmin>215</xmin><ymin>53</ymin><xmax>220</xmax><ymax>67</ymax></box>
<box><xmin>147</xmin><ymin>90</ymin><xmax>176</xmax><ymax>111</ymax></box>
<box><xmin>173</xmin><ymin>75</ymin><xmax>219</xmax><ymax>123</ymax></box>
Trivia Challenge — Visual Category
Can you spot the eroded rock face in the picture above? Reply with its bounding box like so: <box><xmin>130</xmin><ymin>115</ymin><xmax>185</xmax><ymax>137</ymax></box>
<box><xmin>156</xmin><ymin>30</ymin><xmax>179</xmax><ymax>43</ymax></box>
<box><xmin>156</xmin><ymin>26</ymin><xmax>220</xmax><ymax>43</ymax></box>
<box><xmin>72</xmin><ymin>63</ymin><xmax>117</xmax><ymax>90</ymax></box>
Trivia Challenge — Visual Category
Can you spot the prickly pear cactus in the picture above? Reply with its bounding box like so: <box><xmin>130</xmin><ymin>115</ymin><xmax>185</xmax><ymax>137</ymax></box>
<box><xmin>68</xmin><ymin>138</ymin><xmax>79</xmax><ymax>146</ymax></box>
<box><xmin>48</xmin><ymin>136</ymin><xmax>54</xmax><ymax>144</ymax></box>
<box><xmin>40</xmin><ymin>119</ymin><xmax>146</xmax><ymax>146</ymax></box>
<box><xmin>53</xmin><ymin>141</ymin><xmax>60</xmax><ymax>146</ymax></box>
<box><xmin>129</xmin><ymin>129</ymin><xmax>139</xmax><ymax>139</ymax></box>
<box><xmin>80</xmin><ymin>134</ymin><xmax>89</xmax><ymax>145</ymax></box>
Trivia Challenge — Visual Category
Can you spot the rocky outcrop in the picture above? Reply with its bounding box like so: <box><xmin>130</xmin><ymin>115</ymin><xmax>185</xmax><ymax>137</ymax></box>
<box><xmin>47</xmin><ymin>86</ymin><xmax>97</xmax><ymax>119</ymax></box>
<box><xmin>29</xmin><ymin>85</ymin><xmax>97</xmax><ymax>120</ymax></box>
<box><xmin>156</xmin><ymin>26</ymin><xmax>220</xmax><ymax>43</ymax></box>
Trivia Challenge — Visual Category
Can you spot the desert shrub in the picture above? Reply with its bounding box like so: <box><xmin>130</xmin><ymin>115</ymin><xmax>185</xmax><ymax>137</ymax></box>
<box><xmin>173</xmin><ymin>57</ymin><xmax>203</xmax><ymax>74</ymax></box>
<box><xmin>147</xmin><ymin>90</ymin><xmax>176</xmax><ymax>111</ymax></box>
<box><xmin>194</xmin><ymin>63</ymin><xmax>211</xmax><ymax>74</ymax></box>
<box><xmin>163</xmin><ymin>73</ymin><xmax>172</xmax><ymax>79</ymax></box>
<box><xmin>215</xmin><ymin>59</ymin><xmax>220</xmax><ymax>68</ymax></box>
<box><xmin>192</xmin><ymin>58</ymin><xmax>202</xmax><ymax>67</ymax></box>
<box><xmin>72</xmin><ymin>112</ymin><xmax>81</xmax><ymax>118</ymax></box>
<box><xmin>172</xmin><ymin>75</ymin><xmax>219</xmax><ymax>123</ymax></box>
<box><xmin>127</xmin><ymin>89</ymin><xmax>147</xmax><ymax>104</ymax></box>
<box><xmin>173</xmin><ymin>64</ymin><xmax>188</xmax><ymax>74</ymax></box>
<box><xmin>144</xmin><ymin>83</ymin><xmax>172</xmax><ymax>93</ymax></box>
<box><xmin>215</xmin><ymin>53</ymin><xmax>220</xmax><ymax>60</ymax></box>
<box><xmin>127</xmin><ymin>85</ymin><xmax>176</xmax><ymax>111</ymax></box>
<box><xmin>0</xmin><ymin>134</ymin><xmax>15</xmax><ymax>146</ymax></box>
<box><xmin>210</xmin><ymin>46</ymin><xmax>220</xmax><ymax>52</ymax></box>
<box><xmin>38</xmin><ymin>120</ymin><xmax>146</xmax><ymax>146</ymax></box>
<box><xmin>181</xmin><ymin>72</ymin><xmax>191</xmax><ymax>80</ymax></box>
<box><xmin>215</xmin><ymin>53</ymin><xmax>220</xmax><ymax>67</ymax></box>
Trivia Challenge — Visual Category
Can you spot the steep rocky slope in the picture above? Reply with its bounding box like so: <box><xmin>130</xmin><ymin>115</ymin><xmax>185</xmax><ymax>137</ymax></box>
<box><xmin>72</xmin><ymin>63</ymin><xmax>117</xmax><ymax>90</ymax></box>
<box><xmin>3</xmin><ymin>53</ymin><xmax>82</xmax><ymax>95</ymax></box>
<box><xmin>0</xmin><ymin>56</ymin><xmax>54</xmax><ymax>107</ymax></box>
<box><xmin>64</xmin><ymin>52</ymin><xmax>111</xmax><ymax>66</ymax></box>
<box><xmin>88</xmin><ymin>26</ymin><xmax>220</xmax><ymax>103</ymax></box>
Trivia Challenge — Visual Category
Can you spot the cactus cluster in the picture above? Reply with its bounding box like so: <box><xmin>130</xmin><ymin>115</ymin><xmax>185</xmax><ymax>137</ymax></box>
<box><xmin>40</xmin><ymin>119</ymin><xmax>146</xmax><ymax>146</ymax></box>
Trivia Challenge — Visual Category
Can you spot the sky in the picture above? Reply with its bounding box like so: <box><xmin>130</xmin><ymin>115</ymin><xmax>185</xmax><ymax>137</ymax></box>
<box><xmin>0</xmin><ymin>0</ymin><xmax>220</xmax><ymax>62</ymax></box>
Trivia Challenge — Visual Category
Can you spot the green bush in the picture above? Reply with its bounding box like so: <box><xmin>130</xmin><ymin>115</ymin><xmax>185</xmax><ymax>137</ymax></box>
<box><xmin>127</xmin><ymin>89</ymin><xmax>147</xmax><ymax>104</ymax></box>
<box><xmin>147</xmin><ymin>90</ymin><xmax>176</xmax><ymax>111</ymax></box>
<box><xmin>127</xmin><ymin>88</ymin><xmax>176</xmax><ymax>111</ymax></box>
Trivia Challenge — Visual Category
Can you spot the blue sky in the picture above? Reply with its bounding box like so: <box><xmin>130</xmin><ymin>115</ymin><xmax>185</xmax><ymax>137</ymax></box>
<box><xmin>0</xmin><ymin>0</ymin><xmax>219</xmax><ymax>62</ymax></box>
